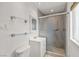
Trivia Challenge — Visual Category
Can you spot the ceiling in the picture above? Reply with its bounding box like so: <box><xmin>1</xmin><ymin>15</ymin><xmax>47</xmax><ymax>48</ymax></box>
<box><xmin>34</xmin><ymin>2</ymin><xmax>67</xmax><ymax>15</ymax></box>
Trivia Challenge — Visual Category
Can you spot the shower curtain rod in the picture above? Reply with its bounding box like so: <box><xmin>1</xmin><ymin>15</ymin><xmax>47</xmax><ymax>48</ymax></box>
<box><xmin>39</xmin><ymin>12</ymin><xmax>69</xmax><ymax>19</ymax></box>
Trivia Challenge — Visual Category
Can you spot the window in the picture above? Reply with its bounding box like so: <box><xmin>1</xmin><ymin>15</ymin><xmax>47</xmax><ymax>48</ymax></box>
<box><xmin>70</xmin><ymin>3</ymin><xmax>79</xmax><ymax>44</ymax></box>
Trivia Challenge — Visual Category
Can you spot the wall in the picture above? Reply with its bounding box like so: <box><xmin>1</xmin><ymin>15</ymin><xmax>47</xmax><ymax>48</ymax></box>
<box><xmin>39</xmin><ymin>15</ymin><xmax>66</xmax><ymax>51</ymax></box>
<box><xmin>66</xmin><ymin>2</ymin><xmax>79</xmax><ymax>57</ymax></box>
<box><xmin>66</xmin><ymin>3</ymin><xmax>71</xmax><ymax>56</ymax></box>
<box><xmin>0</xmin><ymin>2</ymin><xmax>38</xmax><ymax>56</ymax></box>
<box><xmin>38</xmin><ymin>10</ymin><xmax>44</xmax><ymax>17</ymax></box>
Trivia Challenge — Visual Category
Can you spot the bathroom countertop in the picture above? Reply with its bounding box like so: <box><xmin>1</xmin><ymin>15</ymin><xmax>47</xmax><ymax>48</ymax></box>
<box><xmin>30</xmin><ymin>37</ymin><xmax>46</xmax><ymax>42</ymax></box>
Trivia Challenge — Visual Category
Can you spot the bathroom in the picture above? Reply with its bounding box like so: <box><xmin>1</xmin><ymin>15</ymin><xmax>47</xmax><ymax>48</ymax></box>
<box><xmin>0</xmin><ymin>2</ymin><xmax>79</xmax><ymax>57</ymax></box>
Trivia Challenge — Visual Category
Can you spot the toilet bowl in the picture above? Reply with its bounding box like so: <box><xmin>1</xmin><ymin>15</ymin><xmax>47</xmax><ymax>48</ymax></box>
<box><xmin>12</xmin><ymin>45</ymin><xmax>30</xmax><ymax>57</ymax></box>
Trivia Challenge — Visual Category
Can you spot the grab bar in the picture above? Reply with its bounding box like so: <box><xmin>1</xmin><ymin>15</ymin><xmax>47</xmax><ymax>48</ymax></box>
<box><xmin>10</xmin><ymin>16</ymin><xmax>27</xmax><ymax>23</ymax></box>
<box><xmin>11</xmin><ymin>32</ymin><xmax>27</xmax><ymax>37</ymax></box>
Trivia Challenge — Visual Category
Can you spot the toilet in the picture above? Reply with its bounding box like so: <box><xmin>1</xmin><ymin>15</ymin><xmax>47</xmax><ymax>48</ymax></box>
<box><xmin>12</xmin><ymin>45</ymin><xmax>30</xmax><ymax>57</ymax></box>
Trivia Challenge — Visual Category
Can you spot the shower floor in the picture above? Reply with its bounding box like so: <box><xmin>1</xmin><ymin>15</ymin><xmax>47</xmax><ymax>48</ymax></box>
<box><xmin>45</xmin><ymin>47</ymin><xmax>65</xmax><ymax>57</ymax></box>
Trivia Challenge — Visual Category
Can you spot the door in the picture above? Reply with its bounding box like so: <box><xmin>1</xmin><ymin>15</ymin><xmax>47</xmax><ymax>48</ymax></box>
<box><xmin>46</xmin><ymin>16</ymin><xmax>65</xmax><ymax>51</ymax></box>
<box><xmin>47</xmin><ymin>17</ymin><xmax>58</xmax><ymax>51</ymax></box>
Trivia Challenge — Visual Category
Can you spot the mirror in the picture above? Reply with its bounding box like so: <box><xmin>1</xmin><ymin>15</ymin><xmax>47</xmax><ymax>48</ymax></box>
<box><xmin>32</xmin><ymin>18</ymin><xmax>36</xmax><ymax>30</ymax></box>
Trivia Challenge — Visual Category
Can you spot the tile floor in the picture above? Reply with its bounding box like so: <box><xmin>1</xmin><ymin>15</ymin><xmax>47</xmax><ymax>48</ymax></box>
<box><xmin>45</xmin><ymin>47</ymin><xmax>65</xmax><ymax>57</ymax></box>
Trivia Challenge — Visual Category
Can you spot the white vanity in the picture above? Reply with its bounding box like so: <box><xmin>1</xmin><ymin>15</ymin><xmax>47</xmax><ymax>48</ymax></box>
<box><xmin>29</xmin><ymin>37</ymin><xmax>46</xmax><ymax>57</ymax></box>
<box><xmin>29</xmin><ymin>15</ymin><xmax>46</xmax><ymax>57</ymax></box>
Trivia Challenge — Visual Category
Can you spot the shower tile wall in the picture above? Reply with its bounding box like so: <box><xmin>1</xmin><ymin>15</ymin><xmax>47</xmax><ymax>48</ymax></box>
<box><xmin>39</xmin><ymin>15</ymin><xmax>66</xmax><ymax>51</ymax></box>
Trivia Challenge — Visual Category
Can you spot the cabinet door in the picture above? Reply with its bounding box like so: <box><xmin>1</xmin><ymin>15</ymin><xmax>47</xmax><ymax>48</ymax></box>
<box><xmin>30</xmin><ymin>41</ymin><xmax>41</xmax><ymax>57</ymax></box>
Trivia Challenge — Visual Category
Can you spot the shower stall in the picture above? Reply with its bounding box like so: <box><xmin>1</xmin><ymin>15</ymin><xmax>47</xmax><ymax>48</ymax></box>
<box><xmin>39</xmin><ymin>14</ymin><xmax>66</xmax><ymax>56</ymax></box>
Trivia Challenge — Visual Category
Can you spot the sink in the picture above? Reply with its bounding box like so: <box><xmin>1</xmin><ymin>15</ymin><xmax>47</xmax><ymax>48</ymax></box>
<box><xmin>30</xmin><ymin>36</ymin><xmax>46</xmax><ymax>42</ymax></box>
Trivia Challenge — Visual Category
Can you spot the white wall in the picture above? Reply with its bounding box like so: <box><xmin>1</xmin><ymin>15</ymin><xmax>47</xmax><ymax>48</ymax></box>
<box><xmin>38</xmin><ymin>10</ymin><xmax>44</xmax><ymax>17</ymax></box>
<box><xmin>0</xmin><ymin>2</ymin><xmax>38</xmax><ymax>56</ymax></box>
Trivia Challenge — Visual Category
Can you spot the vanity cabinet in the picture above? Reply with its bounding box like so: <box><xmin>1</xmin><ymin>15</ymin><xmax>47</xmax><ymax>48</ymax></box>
<box><xmin>29</xmin><ymin>37</ymin><xmax>46</xmax><ymax>57</ymax></box>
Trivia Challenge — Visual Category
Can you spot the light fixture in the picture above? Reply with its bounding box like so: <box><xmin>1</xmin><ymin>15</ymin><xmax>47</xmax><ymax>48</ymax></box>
<box><xmin>50</xmin><ymin>9</ymin><xmax>54</xmax><ymax>12</ymax></box>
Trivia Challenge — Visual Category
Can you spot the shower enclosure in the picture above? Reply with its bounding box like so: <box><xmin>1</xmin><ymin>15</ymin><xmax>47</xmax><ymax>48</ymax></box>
<box><xmin>39</xmin><ymin>15</ymin><xmax>66</xmax><ymax>56</ymax></box>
